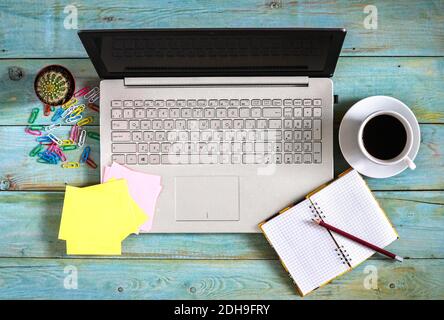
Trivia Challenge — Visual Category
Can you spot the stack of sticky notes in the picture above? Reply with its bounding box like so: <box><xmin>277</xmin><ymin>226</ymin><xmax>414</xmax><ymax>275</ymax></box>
<box><xmin>58</xmin><ymin>163</ymin><xmax>162</xmax><ymax>255</ymax></box>
<box><xmin>102</xmin><ymin>162</ymin><xmax>162</xmax><ymax>232</ymax></box>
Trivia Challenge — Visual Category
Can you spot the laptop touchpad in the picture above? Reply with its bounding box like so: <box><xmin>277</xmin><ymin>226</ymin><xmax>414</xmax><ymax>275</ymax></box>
<box><xmin>175</xmin><ymin>176</ymin><xmax>240</xmax><ymax>221</ymax></box>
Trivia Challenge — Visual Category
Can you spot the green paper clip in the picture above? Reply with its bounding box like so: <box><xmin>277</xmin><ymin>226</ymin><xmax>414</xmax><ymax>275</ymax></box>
<box><xmin>28</xmin><ymin>108</ymin><xmax>39</xmax><ymax>124</ymax></box>
<box><xmin>87</xmin><ymin>131</ymin><xmax>100</xmax><ymax>140</ymax></box>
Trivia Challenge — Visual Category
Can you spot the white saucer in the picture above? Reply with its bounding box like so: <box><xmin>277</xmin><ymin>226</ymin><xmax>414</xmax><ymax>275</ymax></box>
<box><xmin>339</xmin><ymin>96</ymin><xmax>420</xmax><ymax>178</ymax></box>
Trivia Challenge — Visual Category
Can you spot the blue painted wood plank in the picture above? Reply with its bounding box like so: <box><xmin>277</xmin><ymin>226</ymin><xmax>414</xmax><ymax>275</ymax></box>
<box><xmin>1</xmin><ymin>58</ymin><xmax>443</xmax><ymax>126</ymax></box>
<box><xmin>1</xmin><ymin>1</ymin><xmax>443</xmax><ymax>58</ymax></box>
<box><xmin>0</xmin><ymin>258</ymin><xmax>442</xmax><ymax>299</ymax></box>
<box><xmin>0</xmin><ymin>191</ymin><xmax>441</xmax><ymax>259</ymax></box>
<box><xmin>0</xmin><ymin>124</ymin><xmax>442</xmax><ymax>190</ymax></box>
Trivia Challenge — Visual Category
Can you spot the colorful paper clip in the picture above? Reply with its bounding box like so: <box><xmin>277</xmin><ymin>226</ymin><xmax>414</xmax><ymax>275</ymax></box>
<box><xmin>74</xmin><ymin>86</ymin><xmax>90</xmax><ymax>98</ymax></box>
<box><xmin>62</xmin><ymin>98</ymin><xmax>78</xmax><ymax>110</ymax></box>
<box><xmin>61</xmin><ymin>104</ymin><xmax>78</xmax><ymax>119</ymax></box>
<box><xmin>87</xmin><ymin>102</ymin><xmax>100</xmax><ymax>113</ymax></box>
<box><xmin>86</xmin><ymin>156</ymin><xmax>97</xmax><ymax>169</ymax></box>
<box><xmin>65</xmin><ymin>114</ymin><xmax>82</xmax><ymax>124</ymax></box>
<box><xmin>61</xmin><ymin>139</ymin><xmax>75</xmax><ymax>146</ymax></box>
<box><xmin>43</xmin><ymin>104</ymin><xmax>51</xmax><ymax>116</ymax></box>
<box><xmin>77</xmin><ymin>116</ymin><xmax>93</xmax><ymax>126</ymax></box>
<box><xmin>69</xmin><ymin>125</ymin><xmax>79</xmax><ymax>143</ymax></box>
<box><xmin>38</xmin><ymin>151</ymin><xmax>59</xmax><ymax>164</ymax></box>
<box><xmin>51</xmin><ymin>107</ymin><xmax>64</xmax><ymax>122</ymax></box>
<box><xmin>25</xmin><ymin>127</ymin><xmax>42</xmax><ymax>136</ymax></box>
<box><xmin>54</xmin><ymin>147</ymin><xmax>67</xmax><ymax>162</ymax></box>
<box><xmin>83</xmin><ymin>87</ymin><xmax>100</xmax><ymax>102</ymax></box>
<box><xmin>61</xmin><ymin>144</ymin><xmax>77</xmax><ymax>151</ymax></box>
<box><xmin>36</xmin><ymin>135</ymin><xmax>53</xmax><ymax>144</ymax></box>
<box><xmin>29</xmin><ymin>144</ymin><xmax>44</xmax><ymax>157</ymax></box>
<box><xmin>48</xmin><ymin>133</ymin><xmax>63</xmax><ymax>145</ymax></box>
<box><xmin>28</xmin><ymin>125</ymin><xmax>45</xmax><ymax>130</ymax></box>
<box><xmin>80</xmin><ymin>146</ymin><xmax>91</xmax><ymax>163</ymax></box>
<box><xmin>87</xmin><ymin>131</ymin><xmax>100</xmax><ymax>141</ymax></box>
<box><xmin>28</xmin><ymin>108</ymin><xmax>39</xmax><ymax>124</ymax></box>
<box><xmin>62</xmin><ymin>162</ymin><xmax>80</xmax><ymax>169</ymax></box>
<box><xmin>45</xmin><ymin>123</ymin><xmax>61</xmax><ymax>132</ymax></box>
<box><xmin>78</xmin><ymin>129</ymin><xmax>86</xmax><ymax>147</ymax></box>
<box><xmin>71</xmin><ymin>104</ymin><xmax>85</xmax><ymax>117</ymax></box>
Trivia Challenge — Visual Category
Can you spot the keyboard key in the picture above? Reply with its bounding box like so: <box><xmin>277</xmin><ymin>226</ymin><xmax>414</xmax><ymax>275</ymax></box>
<box><xmin>112</xmin><ymin>131</ymin><xmax>131</xmax><ymax>141</ymax></box>
<box><xmin>149</xmin><ymin>143</ymin><xmax>160</xmax><ymax>153</ymax></box>
<box><xmin>313</xmin><ymin>99</ymin><xmax>322</xmax><ymax>106</ymax></box>
<box><xmin>240</xmin><ymin>108</ymin><xmax>250</xmax><ymax>117</ymax></box>
<box><xmin>303</xmin><ymin>119</ymin><xmax>312</xmax><ymax>129</ymax></box>
<box><xmin>204</xmin><ymin>108</ymin><xmax>215</xmax><ymax>118</ymax></box>
<box><xmin>227</xmin><ymin>108</ymin><xmax>239</xmax><ymax>117</ymax></box>
<box><xmin>111</xmin><ymin>109</ymin><xmax>123</xmax><ymax>119</ymax></box>
<box><xmin>229</xmin><ymin>99</ymin><xmax>239</xmax><ymax>106</ymax></box>
<box><xmin>138</xmin><ymin>154</ymin><xmax>148</xmax><ymax>164</ymax></box>
<box><xmin>112</xmin><ymin>154</ymin><xmax>125</xmax><ymax>164</ymax></box>
<box><xmin>112</xmin><ymin>143</ymin><xmax>137</xmax><ymax>153</ymax></box>
<box><xmin>146</xmin><ymin>109</ymin><xmax>157</xmax><ymax>118</ymax></box>
<box><xmin>233</xmin><ymin>119</ymin><xmax>244</xmax><ymax>129</ymax></box>
<box><xmin>313</xmin><ymin>108</ymin><xmax>322</xmax><ymax>117</ymax></box>
<box><xmin>181</xmin><ymin>108</ymin><xmax>192</xmax><ymax>118</ymax></box>
<box><xmin>124</xmin><ymin>100</ymin><xmax>133</xmax><ymax>107</ymax></box>
<box><xmin>294</xmin><ymin>131</ymin><xmax>302</xmax><ymax>140</ymax></box>
<box><xmin>123</xmin><ymin>109</ymin><xmax>134</xmax><ymax>118</ymax></box>
<box><xmin>132</xmin><ymin>131</ymin><xmax>143</xmax><ymax>141</ymax></box>
<box><xmin>284</xmin><ymin>99</ymin><xmax>293</xmax><ymax>106</ymax></box>
<box><xmin>111</xmin><ymin>100</ymin><xmax>122</xmax><ymax>107</ymax></box>
<box><xmin>313</xmin><ymin>119</ymin><xmax>322</xmax><ymax>139</ymax></box>
<box><xmin>263</xmin><ymin>108</ymin><xmax>282</xmax><ymax>118</ymax></box>
<box><xmin>245</xmin><ymin>119</ymin><xmax>255</xmax><ymax>129</ymax></box>
<box><xmin>295</xmin><ymin>153</ymin><xmax>302</xmax><ymax>164</ymax></box>
<box><xmin>294</xmin><ymin>108</ymin><xmax>302</xmax><ymax>118</ymax></box>
<box><xmin>126</xmin><ymin>154</ymin><xmax>137</xmax><ymax>164</ymax></box>
<box><xmin>155</xmin><ymin>100</ymin><xmax>165</xmax><ymax>107</ymax></box>
<box><xmin>257</xmin><ymin>119</ymin><xmax>267</xmax><ymax>129</ymax></box>
<box><xmin>158</xmin><ymin>109</ymin><xmax>168</xmax><ymax>118</ymax></box>
<box><xmin>138</xmin><ymin>143</ymin><xmax>148</xmax><ymax>153</ymax></box>
<box><xmin>193</xmin><ymin>108</ymin><xmax>204</xmax><ymax>118</ymax></box>
<box><xmin>294</xmin><ymin>119</ymin><xmax>302</xmax><ymax>129</ymax></box>
<box><xmin>216</xmin><ymin>108</ymin><xmax>227</xmax><ymax>118</ymax></box>
<box><xmin>294</xmin><ymin>142</ymin><xmax>302</xmax><ymax>152</ymax></box>
<box><xmin>303</xmin><ymin>153</ymin><xmax>312</xmax><ymax>164</ymax></box>
<box><xmin>129</xmin><ymin>120</ymin><xmax>140</xmax><ymax>130</ymax></box>
<box><xmin>284</xmin><ymin>131</ymin><xmax>293</xmax><ymax>141</ymax></box>
<box><xmin>170</xmin><ymin>108</ymin><xmax>180</xmax><ymax>118</ymax></box>
<box><xmin>251</xmin><ymin>108</ymin><xmax>261</xmax><ymax>117</ymax></box>
<box><xmin>240</xmin><ymin>99</ymin><xmax>250</xmax><ymax>106</ymax></box>
<box><xmin>143</xmin><ymin>131</ymin><xmax>154</xmax><ymax>141</ymax></box>
<box><xmin>197</xmin><ymin>99</ymin><xmax>207</xmax><ymax>107</ymax></box>
<box><xmin>284</xmin><ymin>153</ymin><xmax>293</xmax><ymax>164</ymax></box>
<box><xmin>272</xmin><ymin>99</ymin><xmax>282</xmax><ymax>106</ymax></box>
<box><xmin>149</xmin><ymin>154</ymin><xmax>160</xmax><ymax>164</ymax></box>
<box><xmin>144</xmin><ymin>100</ymin><xmax>154</xmax><ymax>107</ymax></box>
<box><xmin>269</xmin><ymin>119</ymin><xmax>282</xmax><ymax>129</ymax></box>
<box><xmin>303</xmin><ymin>142</ymin><xmax>312</xmax><ymax>152</ymax></box>
<box><xmin>303</xmin><ymin>131</ymin><xmax>312</xmax><ymax>140</ymax></box>
<box><xmin>293</xmin><ymin>99</ymin><xmax>302</xmax><ymax>106</ymax></box>
<box><xmin>177</xmin><ymin>100</ymin><xmax>186</xmax><ymax>107</ymax></box>
<box><xmin>155</xmin><ymin>131</ymin><xmax>166</xmax><ymax>141</ymax></box>
<box><xmin>140</xmin><ymin>120</ymin><xmax>151</xmax><ymax>130</ymax></box>
<box><xmin>166</xmin><ymin>100</ymin><xmax>176</xmax><ymax>107</ymax></box>
<box><xmin>284</xmin><ymin>119</ymin><xmax>293</xmax><ymax>129</ymax></box>
<box><xmin>134</xmin><ymin>100</ymin><xmax>143</xmax><ymax>107</ymax></box>
<box><xmin>284</xmin><ymin>108</ymin><xmax>292</xmax><ymax>118</ymax></box>
<box><xmin>303</xmin><ymin>99</ymin><xmax>312</xmax><ymax>106</ymax></box>
<box><xmin>112</xmin><ymin>120</ymin><xmax>128</xmax><ymax>130</ymax></box>
<box><xmin>303</xmin><ymin>108</ymin><xmax>312</xmax><ymax>117</ymax></box>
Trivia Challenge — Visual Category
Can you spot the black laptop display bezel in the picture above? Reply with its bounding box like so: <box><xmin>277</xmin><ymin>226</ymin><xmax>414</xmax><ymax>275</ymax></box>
<box><xmin>78</xmin><ymin>28</ymin><xmax>346</xmax><ymax>79</ymax></box>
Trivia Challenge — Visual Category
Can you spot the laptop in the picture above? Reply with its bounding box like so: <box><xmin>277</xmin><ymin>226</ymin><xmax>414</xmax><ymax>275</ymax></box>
<box><xmin>79</xmin><ymin>28</ymin><xmax>346</xmax><ymax>233</ymax></box>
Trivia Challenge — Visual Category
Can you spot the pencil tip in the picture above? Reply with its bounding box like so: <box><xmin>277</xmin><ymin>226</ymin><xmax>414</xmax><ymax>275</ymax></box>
<box><xmin>312</xmin><ymin>218</ymin><xmax>321</xmax><ymax>225</ymax></box>
<box><xmin>395</xmin><ymin>255</ymin><xmax>404</xmax><ymax>262</ymax></box>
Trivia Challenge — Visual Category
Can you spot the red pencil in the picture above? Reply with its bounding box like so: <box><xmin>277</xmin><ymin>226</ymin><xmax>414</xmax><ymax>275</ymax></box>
<box><xmin>313</xmin><ymin>219</ymin><xmax>403</xmax><ymax>262</ymax></box>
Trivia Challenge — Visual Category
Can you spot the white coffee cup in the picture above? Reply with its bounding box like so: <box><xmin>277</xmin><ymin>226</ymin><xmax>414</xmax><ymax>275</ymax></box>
<box><xmin>358</xmin><ymin>110</ymin><xmax>416</xmax><ymax>170</ymax></box>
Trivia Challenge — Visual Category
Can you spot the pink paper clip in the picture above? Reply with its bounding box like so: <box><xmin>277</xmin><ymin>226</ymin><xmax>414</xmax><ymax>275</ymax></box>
<box><xmin>54</xmin><ymin>147</ymin><xmax>67</xmax><ymax>162</ymax></box>
<box><xmin>74</xmin><ymin>86</ymin><xmax>90</xmax><ymax>98</ymax></box>
<box><xmin>25</xmin><ymin>127</ymin><xmax>42</xmax><ymax>136</ymax></box>
<box><xmin>69</xmin><ymin>125</ymin><xmax>79</xmax><ymax>143</ymax></box>
<box><xmin>47</xmin><ymin>143</ymin><xmax>57</xmax><ymax>153</ymax></box>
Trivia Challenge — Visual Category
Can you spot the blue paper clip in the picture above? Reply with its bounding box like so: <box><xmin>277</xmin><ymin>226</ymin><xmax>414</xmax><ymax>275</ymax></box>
<box><xmin>80</xmin><ymin>146</ymin><xmax>91</xmax><ymax>163</ymax></box>
<box><xmin>51</xmin><ymin>108</ymin><xmax>64</xmax><ymax>122</ymax></box>
<box><xmin>65</xmin><ymin>114</ymin><xmax>82</xmax><ymax>124</ymax></box>
<box><xmin>38</xmin><ymin>151</ymin><xmax>58</xmax><ymax>164</ymax></box>
<box><xmin>36</xmin><ymin>135</ymin><xmax>53</xmax><ymax>144</ymax></box>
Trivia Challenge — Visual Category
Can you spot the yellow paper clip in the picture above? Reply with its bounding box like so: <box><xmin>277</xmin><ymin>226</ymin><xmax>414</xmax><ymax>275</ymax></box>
<box><xmin>77</xmin><ymin>116</ymin><xmax>93</xmax><ymax>126</ymax></box>
<box><xmin>62</xmin><ymin>162</ymin><xmax>80</xmax><ymax>169</ymax></box>
<box><xmin>63</xmin><ymin>98</ymin><xmax>78</xmax><ymax>110</ymax></box>
<box><xmin>71</xmin><ymin>104</ymin><xmax>85</xmax><ymax>116</ymax></box>
<box><xmin>61</xmin><ymin>139</ymin><xmax>75</xmax><ymax>146</ymax></box>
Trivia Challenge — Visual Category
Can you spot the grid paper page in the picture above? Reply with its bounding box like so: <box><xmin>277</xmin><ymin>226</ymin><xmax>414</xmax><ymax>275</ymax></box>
<box><xmin>309</xmin><ymin>170</ymin><xmax>398</xmax><ymax>268</ymax></box>
<box><xmin>261</xmin><ymin>199</ymin><xmax>350</xmax><ymax>296</ymax></box>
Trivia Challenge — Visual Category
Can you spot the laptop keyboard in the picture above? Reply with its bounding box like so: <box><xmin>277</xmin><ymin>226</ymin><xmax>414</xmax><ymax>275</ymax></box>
<box><xmin>110</xmin><ymin>98</ymin><xmax>322</xmax><ymax>165</ymax></box>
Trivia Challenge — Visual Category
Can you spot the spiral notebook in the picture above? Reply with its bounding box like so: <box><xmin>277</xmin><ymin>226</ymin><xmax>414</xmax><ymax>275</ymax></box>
<box><xmin>259</xmin><ymin>169</ymin><xmax>398</xmax><ymax>296</ymax></box>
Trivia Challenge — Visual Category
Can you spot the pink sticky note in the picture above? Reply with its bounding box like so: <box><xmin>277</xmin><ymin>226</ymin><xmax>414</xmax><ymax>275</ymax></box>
<box><xmin>102</xmin><ymin>162</ymin><xmax>162</xmax><ymax>232</ymax></box>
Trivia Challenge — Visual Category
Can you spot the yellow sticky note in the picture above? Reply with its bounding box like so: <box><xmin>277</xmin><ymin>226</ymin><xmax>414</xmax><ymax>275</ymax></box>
<box><xmin>58</xmin><ymin>179</ymin><xmax>147</xmax><ymax>255</ymax></box>
<box><xmin>66</xmin><ymin>240</ymin><xmax>122</xmax><ymax>255</ymax></box>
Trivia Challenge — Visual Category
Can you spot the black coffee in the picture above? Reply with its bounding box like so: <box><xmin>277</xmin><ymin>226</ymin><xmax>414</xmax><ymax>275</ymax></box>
<box><xmin>362</xmin><ymin>114</ymin><xmax>407</xmax><ymax>160</ymax></box>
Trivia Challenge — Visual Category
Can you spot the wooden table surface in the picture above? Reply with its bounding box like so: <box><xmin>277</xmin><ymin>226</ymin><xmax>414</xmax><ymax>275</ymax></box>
<box><xmin>0</xmin><ymin>0</ymin><xmax>443</xmax><ymax>299</ymax></box>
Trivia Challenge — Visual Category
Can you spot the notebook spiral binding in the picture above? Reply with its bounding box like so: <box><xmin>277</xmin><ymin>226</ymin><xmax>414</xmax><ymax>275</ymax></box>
<box><xmin>310</xmin><ymin>202</ymin><xmax>352</xmax><ymax>265</ymax></box>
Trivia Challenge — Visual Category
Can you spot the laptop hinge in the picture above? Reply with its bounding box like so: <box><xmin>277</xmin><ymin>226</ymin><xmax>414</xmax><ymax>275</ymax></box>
<box><xmin>124</xmin><ymin>76</ymin><xmax>309</xmax><ymax>87</ymax></box>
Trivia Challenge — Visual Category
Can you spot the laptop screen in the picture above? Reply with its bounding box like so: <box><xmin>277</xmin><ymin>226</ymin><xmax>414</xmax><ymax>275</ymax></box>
<box><xmin>79</xmin><ymin>28</ymin><xmax>346</xmax><ymax>79</ymax></box>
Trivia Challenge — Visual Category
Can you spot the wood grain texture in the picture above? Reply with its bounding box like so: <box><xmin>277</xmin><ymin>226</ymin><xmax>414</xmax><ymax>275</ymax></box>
<box><xmin>1</xmin><ymin>57</ymin><xmax>443</xmax><ymax>126</ymax></box>
<box><xmin>1</xmin><ymin>124</ymin><xmax>442</xmax><ymax>190</ymax></box>
<box><xmin>0</xmin><ymin>1</ymin><xmax>443</xmax><ymax>58</ymax></box>
<box><xmin>0</xmin><ymin>257</ymin><xmax>442</xmax><ymax>299</ymax></box>
<box><xmin>0</xmin><ymin>191</ymin><xmax>441</xmax><ymax>259</ymax></box>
